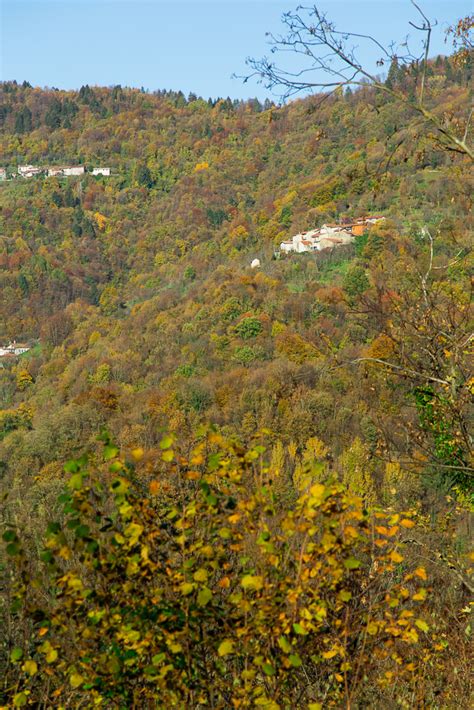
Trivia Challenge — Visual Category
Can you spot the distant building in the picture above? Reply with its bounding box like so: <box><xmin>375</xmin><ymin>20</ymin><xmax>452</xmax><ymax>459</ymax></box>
<box><xmin>319</xmin><ymin>236</ymin><xmax>345</xmax><ymax>250</ymax></box>
<box><xmin>0</xmin><ymin>168</ymin><xmax>6</xmax><ymax>180</ymax></box>
<box><xmin>63</xmin><ymin>166</ymin><xmax>85</xmax><ymax>176</ymax></box>
<box><xmin>350</xmin><ymin>224</ymin><xmax>366</xmax><ymax>236</ymax></box>
<box><xmin>47</xmin><ymin>166</ymin><xmax>65</xmax><ymax>177</ymax></box>
<box><xmin>92</xmin><ymin>167</ymin><xmax>111</xmax><ymax>176</ymax></box>
<box><xmin>18</xmin><ymin>165</ymin><xmax>44</xmax><ymax>178</ymax></box>
<box><xmin>0</xmin><ymin>341</ymin><xmax>30</xmax><ymax>357</ymax></box>
<box><xmin>280</xmin><ymin>215</ymin><xmax>385</xmax><ymax>255</ymax></box>
<box><xmin>280</xmin><ymin>228</ymin><xmax>321</xmax><ymax>253</ymax></box>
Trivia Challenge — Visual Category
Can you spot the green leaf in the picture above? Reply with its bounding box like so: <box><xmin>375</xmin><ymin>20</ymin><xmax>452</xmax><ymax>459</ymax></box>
<box><xmin>262</xmin><ymin>662</ymin><xmax>275</xmax><ymax>676</ymax></box>
<box><xmin>46</xmin><ymin>522</ymin><xmax>61</xmax><ymax>536</ymax></box>
<box><xmin>160</xmin><ymin>435</ymin><xmax>173</xmax><ymax>450</ymax></box>
<box><xmin>64</xmin><ymin>460</ymin><xmax>80</xmax><ymax>474</ymax></box>
<box><xmin>292</xmin><ymin>623</ymin><xmax>307</xmax><ymax>635</ymax></box>
<box><xmin>415</xmin><ymin>619</ymin><xmax>429</xmax><ymax>633</ymax></box>
<box><xmin>152</xmin><ymin>653</ymin><xmax>166</xmax><ymax>665</ymax></box>
<box><xmin>104</xmin><ymin>445</ymin><xmax>119</xmax><ymax>461</ymax></box>
<box><xmin>10</xmin><ymin>647</ymin><xmax>23</xmax><ymax>662</ymax></box>
<box><xmin>289</xmin><ymin>654</ymin><xmax>302</xmax><ymax>667</ymax></box>
<box><xmin>74</xmin><ymin>524</ymin><xmax>90</xmax><ymax>539</ymax></box>
<box><xmin>40</xmin><ymin>550</ymin><xmax>53</xmax><ymax>563</ymax></box>
<box><xmin>162</xmin><ymin>449</ymin><xmax>174</xmax><ymax>462</ymax></box>
<box><xmin>277</xmin><ymin>636</ymin><xmax>292</xmax><ymax>653</ymax></box>
<box><xmin>13</xmin><ymin>692</ymin><xmax>28</xmax><ymax>707</ymax></box>
<box><xmin>2</xmin><ymin>529</ymin><xmax>17</xmax><ymax>543</ymax></box>
<box><xmin>343</xmin><ymin>557</ymin><xmax>361</xmax><ymax>570</ymax></box>
<box><xmin>68</xmin><ymin>472</ymin><xmax>83</xmax><ymax>490</ymax></box>
<box><xmin>6</xmin><ymin>542</ymin><xmax>20</xmax><ymax>556</ymax></box>
<box><xmin>197</xmin><ymin>587</ymin><xmax>212</xmax><ymax>606</ymax></box>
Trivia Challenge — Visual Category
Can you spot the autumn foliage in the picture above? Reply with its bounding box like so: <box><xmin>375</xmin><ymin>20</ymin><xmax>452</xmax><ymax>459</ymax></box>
<box><xmin>2</xmin><ymin>434</ymin><xmax>447</xmax><ymax>708</ymax></box>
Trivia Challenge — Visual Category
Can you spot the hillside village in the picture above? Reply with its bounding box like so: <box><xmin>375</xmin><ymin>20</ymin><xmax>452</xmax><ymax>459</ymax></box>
<box><xmin>280</xmin><ymin>215</ymin><xmax>385</xmax><ymax>253</ymax></box>
<box><xmin>0</xmin><ymin>165</ymin><xmax>110</xmax><ymax>180</ymax></box>
<box><xmin>0</xmin><ymin>341</ymin><xmax>30</xmax><ymax>358</ymax></box>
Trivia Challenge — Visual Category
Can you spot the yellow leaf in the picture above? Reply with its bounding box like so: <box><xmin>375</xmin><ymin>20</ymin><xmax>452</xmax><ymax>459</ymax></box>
<box><xmin>218</xmin><ymin>639</ymin><xmax>234</xmax><ymax>656</ymax></box>
<box><xmin>390</xmin><ymin>550</ymin><xmax>404</xmax><ymax>564</ymax></box>
<box><xmin>367</xmin><ymin>622</ymin><xmax>378</xmax><ymax>635</ymax></box>
<box><xmin>22</xmin><ymin>660</ymin><xmax>37</xmax><ymax>676</ymax></box>
<box><xmin>414</xmin><ymin>567</ymin><xmax>427</xmax><ymax>580</ymax></box>
<box><xmin>241</xmin><ymin>575</ymin><xmax>264</xmax><ymax>591</ymax></box>
<box><xmin>309</xmin><ymin>705</ymin><xmax>322</xmax><ymax>710</ymax></box>
<box><xmin>46</xmin><ymin>649</ymin><xmax>58</xmax><ymax>663</ymax></box>
<box><xmin>309</xmin><ymin>483</ymin><xmax>325</xmax><ymax>503</ymax></box>
<box><xmin>412</xmin><ymin>588</ymin><xmax>427</xmax><ymax>601</ymax></box>
<box><xmin>197</xmin><ymin>587</ymin><xmax>212</xmax><ymax>606</ymax></box>
<box><xmin>415</xmin><ymin>619</ymin><xmax>429</xmax><ymax>633</ymax></box>
<box><xmin>162</xmin><ymin>449</ymin><xmax>174</xmax><ymax>462</ymax></box>
<box><xmin>131</xmin><ymin>447</ymin><xmax>144</xmax><ymax>461</ymax></box>
<box><xmin>124</xmin><ymin>522</ymin><xmax>144</xmax><ymax>545</ymax></box>
<box><xmin>193</xmin><ymin>568</ymin><xmax>208</xmax><ymax>583</ymax></box>
<box><xmin>322</xmin><ymin>649</ymin><xmax>338</xmax><ymax>659</ymax></box>
<box><xmin>70</xmin><ymin>672</ymin><xmax>84</xmax><ymax>688</ymax></box>
<box><xmin>400</xmin><ymin>519</ymin><xmax>415</xmax><ymax>528</ymax></box>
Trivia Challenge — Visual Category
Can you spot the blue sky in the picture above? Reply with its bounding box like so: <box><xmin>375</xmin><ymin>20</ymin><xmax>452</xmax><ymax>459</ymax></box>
<box><xmin>1</xmin><ymin>1</ymin><xmax>471</xmax><ymax>100</ymax></box>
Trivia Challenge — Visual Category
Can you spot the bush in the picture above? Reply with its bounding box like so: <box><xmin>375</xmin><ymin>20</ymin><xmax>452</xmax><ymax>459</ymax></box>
<box><xmin>2</xmin><ymin>435</ymin><xmax>439</xmax><ymax>709</ymax></box>
<box><xmin>234</xmin><ymin>316</ymin><xmax>263</xmax><ymax>340</ymax></box>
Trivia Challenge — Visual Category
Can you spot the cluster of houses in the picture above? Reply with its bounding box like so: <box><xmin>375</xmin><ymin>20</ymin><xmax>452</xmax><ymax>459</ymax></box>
<box><xmin>0</xmin><ymin>341</ymin><xmax>30</xmax><ymax>358</ymax></box>
<box><xmin>0</xmin><ymin>165</ymin><xmax>111</xmax><ymax>180</ymax></box>
<box><xmin>280</xmin><ymin>215</ymin><xmax>385</xmax><ymax>254</ymax></box>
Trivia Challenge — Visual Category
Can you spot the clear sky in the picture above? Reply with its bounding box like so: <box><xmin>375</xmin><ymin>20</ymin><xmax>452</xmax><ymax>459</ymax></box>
<box><xmin>1</xmin><ymin>1</ymin><xmax>471</xmax><ymax>100</ymax></box>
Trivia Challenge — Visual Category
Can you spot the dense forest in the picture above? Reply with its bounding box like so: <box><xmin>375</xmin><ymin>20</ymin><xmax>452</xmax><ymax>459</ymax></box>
<box><xmin>0</xmin><ymin>41</ymin><xmax>472</xmax><ymax>709</ymax></box>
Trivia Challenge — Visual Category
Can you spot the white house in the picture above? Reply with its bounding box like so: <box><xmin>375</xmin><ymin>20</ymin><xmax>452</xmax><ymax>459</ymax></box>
<box><xmin>280</xmin><ymin>228</ymin><xmax>321</xmax><ymax>253</ymax></box>
<box><xmin>0</xmin><ymin>341</ymin><xmax>30</xmax><ymax>357</ymax></box>
<box><xmin>280</xmin><ymin>240</ymin><xmax>296</xmax><ymax>253</ymax></box>
<box><xmin>0</xmin><ymin>168</ymin><xmax>6</xmax><ymax>180</ymax></box>
<box><xmin>319</xmin><ymin>236</ymin><xmax>345</xmax><ymax>250</ymax></box>
<box><xmin>92</xmin><ymin>167</ymin><xmax>111</xmax><ymax>176</ymax></box>
<box><xmin>63</xmin><ymin>166</ymin><xmax>85</xmax><ymax>176</ymax></box>
<box><xmin>18</xmin><ymin>165</ymin><xmax>43</xmax><ymax>178</ymax></box>
<box><xmin>47</xmin><ymin>166</ymin><xmax>65</xmax><ymax>177</ymax></box>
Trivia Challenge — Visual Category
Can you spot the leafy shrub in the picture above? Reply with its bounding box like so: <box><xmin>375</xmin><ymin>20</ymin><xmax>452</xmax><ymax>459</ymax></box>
<box><xmin>234</xmin><ymin>316</ymin><xmax>263</xmax><ymax>340</ymax></box>
<box><xmin>2</xmin><ymin>435</ymin><xmax>437</xmax><ymax>709</ymax></box>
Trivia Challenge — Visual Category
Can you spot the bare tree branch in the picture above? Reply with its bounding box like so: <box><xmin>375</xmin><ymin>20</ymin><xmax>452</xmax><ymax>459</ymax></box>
<box><xmin>241</xmin><ymin>3</ymin><xmax>473</xmax><ymax>160</ymax></box>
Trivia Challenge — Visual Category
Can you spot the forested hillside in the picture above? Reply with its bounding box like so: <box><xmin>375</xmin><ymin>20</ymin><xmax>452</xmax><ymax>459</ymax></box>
<box><xmin>0</xmin><ymin>49</ymin><xmax>472</xmax><ymax>708</ymax></box>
